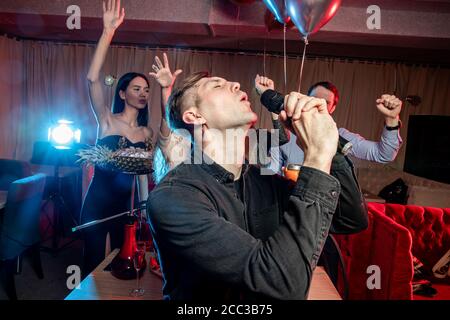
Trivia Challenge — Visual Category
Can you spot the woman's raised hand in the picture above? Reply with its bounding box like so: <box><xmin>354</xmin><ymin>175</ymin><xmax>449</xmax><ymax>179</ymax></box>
<box><xmin>149</xmin><ymin>53</ymin><xmax>183</xmax><ymax>89</ymax></box>
<box><xmin>103</xmin><ymin>0</ymin><xmax>125</xmax><ymax>32</ymax></box>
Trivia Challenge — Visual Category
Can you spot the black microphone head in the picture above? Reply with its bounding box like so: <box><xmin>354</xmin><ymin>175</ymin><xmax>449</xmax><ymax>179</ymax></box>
<box><xmin>260</xmin><ymin>89</ymin><xmax>285</xmax><ymax>114</ymax></box>
<box><xmin>405</xmin><ymin>95</ymin><xmax>421</xmax><ymax>106</ymax></box>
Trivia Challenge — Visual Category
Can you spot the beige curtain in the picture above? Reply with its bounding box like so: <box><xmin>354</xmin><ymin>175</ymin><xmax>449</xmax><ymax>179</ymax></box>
<box><xmin>0</xmin><ymin>36</ymin><xmax>23</xmax><ymax>159</ymax></box>
<box><xmin>1</xmin><ymin>34</ymin><xmax>449</xmax><ymax>170</ymax></box>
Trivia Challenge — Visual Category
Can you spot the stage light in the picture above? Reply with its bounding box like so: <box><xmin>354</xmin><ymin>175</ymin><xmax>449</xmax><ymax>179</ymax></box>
<box><xmin>48</xmin><ymin>119</ymin><xmax>81</xmax><ymax>149</ymax></box>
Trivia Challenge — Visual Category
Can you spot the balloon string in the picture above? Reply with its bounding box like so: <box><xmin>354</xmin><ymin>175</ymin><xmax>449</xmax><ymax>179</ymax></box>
<box><xmin>393</xmin><ymin>66</ymin><xmax>397</xmax><ymax>96</ymax></box>
<box><xmin>263</xmin><ymin>38</ymin><xmax>266</xmax><ymax>77</ymax></box>
<box><xmin>283</xmin><ymin>23</ymin><xmax>287</xmax><ymax>92</ymax></box>
<box><xmin>234</xmin><ymin>6</ymin><xmax>240</xmax><ymax>42</ymax></box>
<box><xmin>298</xmin><ymin>36</ymin><xmax>309</xmax><ymax>93</ymax></box>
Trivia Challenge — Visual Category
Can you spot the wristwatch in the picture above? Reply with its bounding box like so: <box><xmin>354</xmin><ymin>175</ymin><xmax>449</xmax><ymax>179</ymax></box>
<box><xmin>385</xmin><ymin>120</ymin><xmax>402</xmax><ymax>131</ymax></box>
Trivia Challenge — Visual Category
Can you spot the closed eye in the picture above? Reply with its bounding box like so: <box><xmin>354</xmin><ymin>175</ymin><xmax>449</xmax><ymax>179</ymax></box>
<box><xmin>211</xmin><ymin>78</ymin><xmax>224</xmax><ymax>89</ymax></box>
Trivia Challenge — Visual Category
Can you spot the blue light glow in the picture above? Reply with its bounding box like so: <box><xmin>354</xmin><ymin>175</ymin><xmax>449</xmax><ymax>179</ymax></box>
<box><xmin>47</xmin><ymin>119</ymin><xmax>81</xmax><ymax>149</ymax></box>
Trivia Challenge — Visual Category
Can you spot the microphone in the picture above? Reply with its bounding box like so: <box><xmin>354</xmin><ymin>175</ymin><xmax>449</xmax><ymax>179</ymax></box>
<box><xmin>260</xmin><ymin>89</ymin><xmax>352</xmax><ymax>155</ymax></box>
<box><xmin>405</xmin><ymin>95</ymin><xmax>421</xmax><ymax>106</ymax></box>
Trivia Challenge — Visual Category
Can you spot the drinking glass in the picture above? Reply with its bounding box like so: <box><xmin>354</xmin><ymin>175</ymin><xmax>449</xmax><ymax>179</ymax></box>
<box><xmin>129</xmin><ymin>241</ymin><xmax>146</xmax><ymax>297</ymax></box>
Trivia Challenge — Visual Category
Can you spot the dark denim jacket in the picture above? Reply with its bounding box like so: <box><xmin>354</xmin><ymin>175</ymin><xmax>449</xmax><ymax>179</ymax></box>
<box><xmin>147</xmin><ymin>153</ymin><xmax>367</xmax><ymax>300</ymax></box>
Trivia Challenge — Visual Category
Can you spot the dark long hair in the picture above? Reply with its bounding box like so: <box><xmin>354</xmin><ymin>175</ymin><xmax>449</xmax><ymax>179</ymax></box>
<box><xmin>112</xmin><ymin>72</ymin><xmax>149</xmax><ymax>127</ymax></box>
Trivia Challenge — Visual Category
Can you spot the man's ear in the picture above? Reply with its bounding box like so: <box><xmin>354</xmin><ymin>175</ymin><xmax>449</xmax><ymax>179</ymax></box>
<box><xmin>119</xmin><ymin>90</ymin><xmax>126</xmax><ymax>100</ymax></box>
<box><xmin>328</xmin><ymin>103</ymin><xmax>336</xmax><ymax>115</ymax></box>
<box><xmin>182</xmin><ymin>108</ymin><xmax>206</xmax><ymax>126</ymax></box>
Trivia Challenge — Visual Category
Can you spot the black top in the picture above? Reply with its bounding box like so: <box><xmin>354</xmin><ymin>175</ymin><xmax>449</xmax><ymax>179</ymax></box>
<box><xmin>79</xmin><ymin>135</ymin><xmax>147</xmax><ymax>275</ymax></box>
<box><xmin>147</xmin><ymin>153</ymin><xmax>367</xmax><ymax>301</ymax></box>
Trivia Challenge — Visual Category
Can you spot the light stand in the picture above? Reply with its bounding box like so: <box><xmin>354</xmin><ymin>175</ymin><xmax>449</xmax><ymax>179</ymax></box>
<box><xmin>31</xmin><ymin>141</ymin><xmax>84</xmax><ymax>255</ymax></box>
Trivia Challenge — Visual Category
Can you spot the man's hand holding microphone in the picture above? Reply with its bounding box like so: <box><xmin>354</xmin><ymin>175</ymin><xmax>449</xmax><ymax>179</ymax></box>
<box><xmin>255</xmin><ymin>74</ymin><xmax>352</xmax><ymax>165</ymax></box>
<box><xmin>279</xmin><ymin>92</ymin><xmax>338</xmax><ymax>174</ymax></box>
<box><xmin>255</xmin><ymin>75</ymin><xmax>338</xmax><ymax>174</ymax></box>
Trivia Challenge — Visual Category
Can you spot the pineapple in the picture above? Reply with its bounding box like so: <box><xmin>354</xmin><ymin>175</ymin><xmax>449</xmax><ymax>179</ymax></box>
<box><xmin>77</xmin><ymin>143</ymin><xmax>154</xmax><ymax>175</ymax></box>
<box><xmin>77</xmin><ymin>145</ymin><xmax>115</xmax><ymax>169</ymax></box>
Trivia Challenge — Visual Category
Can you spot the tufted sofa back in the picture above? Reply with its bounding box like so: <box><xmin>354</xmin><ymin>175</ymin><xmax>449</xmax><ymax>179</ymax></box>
<box><xmin>383</xmin><ymin>203</ymin><xmax>450</xmax><ymax>283</ymax></box>
<box><xmin>334</xmin><ymin>203</ymin><xmax>414</xmax><ymax>299</ymax></box>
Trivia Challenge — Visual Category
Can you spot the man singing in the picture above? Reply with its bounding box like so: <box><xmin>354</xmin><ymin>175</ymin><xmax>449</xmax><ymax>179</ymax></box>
<box><xmin>147</xmin><ymin>72</ymin><xmax>367</xmax><ymax>300</ymax></box>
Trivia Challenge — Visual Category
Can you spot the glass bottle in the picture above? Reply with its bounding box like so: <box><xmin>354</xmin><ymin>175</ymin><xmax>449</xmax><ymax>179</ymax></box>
<box><xmin>111</xmin><ymin>219</ymin><xmax>147</xmax><ymax>280</ymax></box>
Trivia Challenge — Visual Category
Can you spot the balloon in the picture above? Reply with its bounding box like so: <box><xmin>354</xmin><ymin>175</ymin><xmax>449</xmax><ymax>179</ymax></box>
<box><xmin>229</xmin><ymin>0</ymin><xmax>256</xmax><ymax>5</ymax></box>
<box><xmin>285</xmin><ymin>0</ymin><xmax>342</xmax><ymax>37</ymax></box>
<box><xmin>262</xmin><ymin>0</ymin><xmax>290</xmax><ymax>24</ymax></box>
<box><xmin>264</xmin><ymin>10</ymin><xmax>294</xmax><ymax>31</ymax></box>
<box><xmin>104</xmin><ymin>75</ymin><xmax>116</xmax><ymax>86</ymax></box>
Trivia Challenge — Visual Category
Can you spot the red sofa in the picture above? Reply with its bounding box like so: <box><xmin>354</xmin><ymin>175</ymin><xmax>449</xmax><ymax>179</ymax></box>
<box><xmin>334</xmin><ymin>202</ymin><xmax>450</xmax><ymax>300</ymax></box>
<box><xmin>382</xmin><ymin>203</ymin><xmax>450</xmax><ymax>300</ymax></box>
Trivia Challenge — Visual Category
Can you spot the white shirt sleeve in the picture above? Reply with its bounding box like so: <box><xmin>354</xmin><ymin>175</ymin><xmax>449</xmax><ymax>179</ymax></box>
<box><xmin>339</xmin><ymin>127</ymin><xmax>403</xmax><ymax>163</ymax></box>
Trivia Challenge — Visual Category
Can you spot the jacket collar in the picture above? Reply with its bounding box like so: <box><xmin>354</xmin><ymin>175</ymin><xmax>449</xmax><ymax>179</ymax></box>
<box><xmin>192</xmin><ymin>151</ymin><xmax>249</xmax><ymax>184</ymax></box>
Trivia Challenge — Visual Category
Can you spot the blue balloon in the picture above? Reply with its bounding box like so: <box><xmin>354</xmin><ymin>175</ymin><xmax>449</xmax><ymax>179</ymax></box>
<box><xmin>262</xmin><ymin>0</ymin><xmax>289</xmax><ymax>24</ymax></box>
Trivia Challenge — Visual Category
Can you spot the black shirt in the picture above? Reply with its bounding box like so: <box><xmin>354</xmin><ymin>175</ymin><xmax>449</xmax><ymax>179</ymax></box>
<box><xmin>147</xmin><ymin>153</ymin><xmax>367</xmax><ymax>300</ymax></box>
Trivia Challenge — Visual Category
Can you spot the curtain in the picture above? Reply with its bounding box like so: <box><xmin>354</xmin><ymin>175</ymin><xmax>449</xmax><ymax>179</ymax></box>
<box><xmin>0</xmin><ymin>36</ymin><xmax>23</xmax><ymax>159</ymax></box>
<box><xmin>0</xmin><ymin>34</ymin><xmax>449</xmax><ymax>170</ymax></box>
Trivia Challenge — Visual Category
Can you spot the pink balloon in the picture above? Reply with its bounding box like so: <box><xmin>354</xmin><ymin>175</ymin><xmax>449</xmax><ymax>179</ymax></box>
<box><xmin>286</xmin><ymin>0</ymin><xmax>342</xmax><ymax>37</ymax></box>
<box><xmin>265</xmin><ymin>10</ymin><xmax>295</xmax><ymax>31</ymax></box>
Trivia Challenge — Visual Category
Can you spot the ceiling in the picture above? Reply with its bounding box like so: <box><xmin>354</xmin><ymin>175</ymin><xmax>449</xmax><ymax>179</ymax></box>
<box><xmin>1</xmin><ymin>0</ymin><xmax>450</xmax><ymax>64</ymax></box>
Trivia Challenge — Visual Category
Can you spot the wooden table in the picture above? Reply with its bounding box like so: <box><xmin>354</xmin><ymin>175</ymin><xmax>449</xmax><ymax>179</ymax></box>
<box><xmin>362</xmin><ymin>189</ymin><xmax>386</xmax><ymax>203</ymax></box>
<box><xmin>308</xmin><ymin>266</ymin><xmax>342</xmax><ymax>300</ymax></box>
<box><xmin>66</xmin><ymin>249</ymin><xmax>341</xmax><ymax>300</ymax></box>
<box><xmin>65</xmin><ymin>249</ymin><xmax>163</xmax><ymax>300</ymax></box>
<box><xmin>0</xmin><ymin>191</ymin><xmax>7</xmax><ymax>209</ymax></box>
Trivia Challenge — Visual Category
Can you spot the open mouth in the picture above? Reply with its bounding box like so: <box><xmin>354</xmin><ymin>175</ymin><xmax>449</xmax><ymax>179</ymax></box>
<box><xmin>139</xmin><ymin>99</ymin><xmax>147</xmax><ymax>104</ymax></box>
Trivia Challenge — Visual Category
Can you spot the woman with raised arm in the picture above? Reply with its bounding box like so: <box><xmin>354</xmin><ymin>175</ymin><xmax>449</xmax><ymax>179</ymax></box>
<box><xmin>80</xmin><ymin>0</ymin><xmax>153</xmax><ymax>276</ymax></box>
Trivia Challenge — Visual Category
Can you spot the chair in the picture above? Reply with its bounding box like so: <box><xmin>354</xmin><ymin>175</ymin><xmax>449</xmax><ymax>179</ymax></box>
<box><xmin>0</xmin><ymin>173</ymin><xmax>46</xmax><ymax>300</ymax></box>
<box><xmin>333</xmin><ymin>203</ymin><xmax>414</xmax><ymax>299</ymax></box>
<box><xmin>0</xmin><ymin>159</ymin><xmax>32</xmax><ymax>191</ymax></box>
